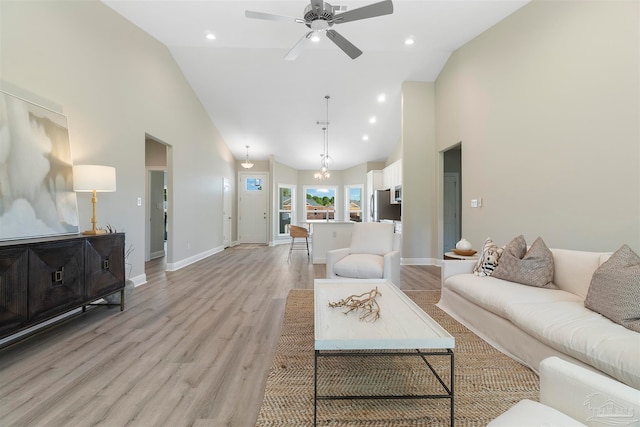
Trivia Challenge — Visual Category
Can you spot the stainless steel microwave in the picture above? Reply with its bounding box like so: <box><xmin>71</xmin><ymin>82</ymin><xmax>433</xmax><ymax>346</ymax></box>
<box><xmin>393</xmin><ymin>185</ymin><xmax>402</xmax><ymax>204</ymax></box>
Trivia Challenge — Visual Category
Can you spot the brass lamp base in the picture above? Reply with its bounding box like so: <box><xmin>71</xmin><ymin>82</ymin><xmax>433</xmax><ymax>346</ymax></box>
<box><xmin>82</xmin><ymin>229</ymin><xmax>107</xmax><ymax>235</ymax></box>
<box><xmin>82</xmin><ymin>190</ymin><xmax>107</xmax><ymax>235</ymax></box>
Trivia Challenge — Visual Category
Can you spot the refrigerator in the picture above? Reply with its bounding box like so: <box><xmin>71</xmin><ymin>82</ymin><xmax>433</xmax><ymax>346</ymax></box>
<box><xmin>370</xmin><ymin>189</ymin><xmax>401</xmax><ymax>222</ymax></box>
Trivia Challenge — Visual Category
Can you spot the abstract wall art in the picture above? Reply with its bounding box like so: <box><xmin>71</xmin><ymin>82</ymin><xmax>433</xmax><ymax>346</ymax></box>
<box><xmin>0</xmin><ymin>91</ymin><xmax>79</xmax><ymax>240</ymax></box>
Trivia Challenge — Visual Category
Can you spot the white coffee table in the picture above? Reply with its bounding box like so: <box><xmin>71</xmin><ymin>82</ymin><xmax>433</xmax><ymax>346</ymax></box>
<box><xmin>314</xmin><ymin>279</ymin><xmax>455</xmax><ymax>426</ymax></box>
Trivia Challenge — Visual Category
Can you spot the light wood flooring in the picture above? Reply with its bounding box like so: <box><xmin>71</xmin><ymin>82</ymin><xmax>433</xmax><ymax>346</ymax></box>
<box><xmin>0</xmin><ymin>244</ymin><xmax>441</xmax><ymax>427</ymax></box>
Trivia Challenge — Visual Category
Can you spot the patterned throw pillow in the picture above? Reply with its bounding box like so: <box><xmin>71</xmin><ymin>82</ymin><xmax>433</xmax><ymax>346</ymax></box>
<box><xmin>492</xmin><ymin>235</ymin><xmax>557</xmax><ymax>289</ymax></box>
<box><xmin>473</xmin><ymin>237</ymin><xmax>504</xmax><ymax>277</ymax></box>
<box><xmin>584</xmin><ymin>244</ymin><xmax>640</xmax><ymax>332</ymax></box>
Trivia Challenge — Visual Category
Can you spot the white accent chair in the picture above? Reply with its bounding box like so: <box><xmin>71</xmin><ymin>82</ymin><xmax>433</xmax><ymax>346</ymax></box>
<box><xmin>488</xmin><ymin>357</ymin><xmax>640</xmax><ymax>427</ymax></box>
<box><xmin>325</xmin><ymin>222</ymin><xmax>401</xmax><ymax>285</ymax></box>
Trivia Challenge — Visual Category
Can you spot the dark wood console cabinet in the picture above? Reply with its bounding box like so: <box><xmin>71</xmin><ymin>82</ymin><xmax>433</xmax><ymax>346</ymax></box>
<box><xmin>0</xmin><ymin>233</ymin><xmax>125</xmax><ymax>340</ymax></box>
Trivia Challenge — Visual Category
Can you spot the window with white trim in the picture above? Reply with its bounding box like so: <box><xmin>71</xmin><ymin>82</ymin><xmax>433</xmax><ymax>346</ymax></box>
<box><xmin>304</xmin><ymin>186</ymin><xmax>336</xmax><ymax>221</ymax></box>
<box><xmin>345</xmin><ymin>185</ymin><xmax>363</xmax><ymax>222</ymax></box>
<box><xmin>278</xmin><ymin>184</ymin><xmax>295</xmax><ymax>235</ymax></box>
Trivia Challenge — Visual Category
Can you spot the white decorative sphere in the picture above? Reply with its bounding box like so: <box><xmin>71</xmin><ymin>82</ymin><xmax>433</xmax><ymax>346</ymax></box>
<box><xmin>456</xmin><ymin>238</ymin><xmax>472</xmax><ymax>251</ymax></box>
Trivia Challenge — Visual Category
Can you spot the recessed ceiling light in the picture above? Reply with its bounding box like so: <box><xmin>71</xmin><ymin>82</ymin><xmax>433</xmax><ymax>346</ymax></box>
<box><xmin>405</xmin><ymin>38</ymin><xmax>414</xmax><ymax>46</ymax></box>
<box><xmin>362</xmin><ymin>135</ymin><xmax>369</xmax><ymax>141</ymax></box>
<box><xmin>206</xmin><ymin>33</ymin><xmax>216</xmax><ymax>40</ymax></box>
<box><xmin>377</xmin><ymin>93</ymin><xmax>386</xmax><ymax>103</ymax></box>
<box><xmin>369</xmin><ymin>116</ymin><xmax>377</xmax><ymax>124</ymax></box>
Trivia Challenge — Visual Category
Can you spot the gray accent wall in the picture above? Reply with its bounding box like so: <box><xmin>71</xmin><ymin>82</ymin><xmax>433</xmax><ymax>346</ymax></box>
<box><xmin>434</xmin><ymin>0</ymin><xmax>639</xmax><ymax>254</ymax></box>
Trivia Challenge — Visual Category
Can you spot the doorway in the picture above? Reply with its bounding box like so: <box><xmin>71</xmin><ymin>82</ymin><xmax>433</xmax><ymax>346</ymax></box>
<box><xmin>238</xmin><ymin>172</ymin><xmax>269</xmax><ymax>244</ymax></box>
<box><xmin>145</xmin><ymin>136</ymin><xmax>170</xmax><ymax>265</ymax></box>
<box><xmin>223</xmin><ymin>177</ymin><xmax>232</xmax><ymax>248</ymax></box>
<box><xmin>148</xmin><ymin>170</ymin><xmax>166</xmax><ymax>259</ymax></box>
<box><xmin>443</xmin><ymin>145</ymin><xmax>462</xmax><ymax>254</ymax></box>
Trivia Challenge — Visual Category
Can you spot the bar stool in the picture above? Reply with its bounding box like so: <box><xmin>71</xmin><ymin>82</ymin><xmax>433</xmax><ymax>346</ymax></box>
<box><xmin>288</xmin><ymin>225</ymin><xmax>311</xmax><ymax>261</ymax></box>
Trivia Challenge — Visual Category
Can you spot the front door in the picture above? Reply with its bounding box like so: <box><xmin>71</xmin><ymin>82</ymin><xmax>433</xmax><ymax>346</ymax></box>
<box><xmin>239</xmin><ymin>172</ymin><xmax>268</xmax><ymax>244</ymax></box>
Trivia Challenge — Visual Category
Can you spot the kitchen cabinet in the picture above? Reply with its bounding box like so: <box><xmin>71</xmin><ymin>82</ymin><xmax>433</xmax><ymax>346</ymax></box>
<box><xmin>383</xmin><ymin>160</ymin><xmax>402</xmax><ymax>199</ymax></box>
<box><xmin>367</xmin><ymin>170</ymin><xmax>384</xmax><ymax>193</ymax></box>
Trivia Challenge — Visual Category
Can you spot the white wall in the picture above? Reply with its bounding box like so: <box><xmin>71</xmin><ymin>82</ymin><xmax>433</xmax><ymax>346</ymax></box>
<box><xmin>401</xmin><ymin>82</ymin><xmax>437</xmax><ymax>263</ymax></box>
<box><xmin>386</xmin><ymin>140</ymin><xmax>402</xmax><ymax>166</ymax></box>
<box><xmin>435</xmin><ymin>0</ymin><xmax>639</xmax><ymax>253</ymax></box>
<box><xmin>1</xmin><ymin>0</ymin><xmax>236</xmax><ymax>280</ymax></box>
<box><xmin>342</xmin><ymin>163</ymin><xmax>367</xmax><ymax>188</ymax></box>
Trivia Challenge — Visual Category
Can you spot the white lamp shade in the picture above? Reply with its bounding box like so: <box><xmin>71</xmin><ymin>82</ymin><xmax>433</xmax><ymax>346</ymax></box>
<box><xmin>73</xmin><ymin>165</ymin><xmax>116</xmax><ymax>192</ymax></box>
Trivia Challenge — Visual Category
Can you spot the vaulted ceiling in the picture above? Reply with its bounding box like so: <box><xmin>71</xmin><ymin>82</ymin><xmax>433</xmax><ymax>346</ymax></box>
<box><xmin>102</xmin><ymin>0</ymin><xmax>529</xmax><ymax>170</ymax></box>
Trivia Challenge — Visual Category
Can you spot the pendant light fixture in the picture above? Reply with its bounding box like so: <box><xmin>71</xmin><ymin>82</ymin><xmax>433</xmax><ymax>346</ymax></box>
<box><xmin>315</xmin><ymin>96</ymin><xmax>332</xmax><ymax>181</ymax></box>
<box><xmin>241</xmin><ymin>145</ymin><xmax>254</xmax><ymax>169</ymax></box>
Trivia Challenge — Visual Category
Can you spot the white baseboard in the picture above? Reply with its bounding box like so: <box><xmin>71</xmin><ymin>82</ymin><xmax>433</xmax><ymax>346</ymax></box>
<box><xmin>401</xmin><ymin>257</ymin><xmax>441</xmax><ymax>266</ymax></box>
<box><xmin>129</xmin><ymin>273</ymin><xmax>147</xmax><ymax>287</ymax></box>
<box><xmin>165</xmin><ymin>245</ymin><xmax>225</xmax><ymax>272</ymax></box>
<box><xmin>272</xmin><ymin>238</ymin><xmax>291</xmax><ymax>247</ymax></box>
<box><xmin>150</xmin><ymin>250</ymin><xmax>165</xmax><ymax>260</ymax></box>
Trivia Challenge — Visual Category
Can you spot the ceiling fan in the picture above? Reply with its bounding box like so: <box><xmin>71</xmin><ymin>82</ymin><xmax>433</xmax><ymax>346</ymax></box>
<box><xmin>245</xmin><ymin>0</ymin><xmax>393</xmax><ymax>60</ymax></box>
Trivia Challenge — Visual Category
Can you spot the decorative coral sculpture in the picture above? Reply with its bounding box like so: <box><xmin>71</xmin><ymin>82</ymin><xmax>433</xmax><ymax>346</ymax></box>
<box><xmin>328</xmin><ymin>287</ymin><xmax>382</xmax><ymax>322</ymax></box>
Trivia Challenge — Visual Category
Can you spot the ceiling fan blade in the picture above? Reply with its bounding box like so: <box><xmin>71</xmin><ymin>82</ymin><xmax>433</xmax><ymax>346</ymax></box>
<box><xmin>326</xmin><ymin>29</ymin><xmax>363</xmax><ymax>59</ymax></box>
<box><xmin>332</xmin><ymin>0</ymin><xmax>393</xmax><ymax>24</ymax></box>
<box><xmin>285</xmin><ymin>31</ymin><xmax>314</xmax><ymax>61</ymax></box>
<box><xmin>245</xmin><ymin>10</ymin><xmax>304</xmax><ymax>24</ymax></box>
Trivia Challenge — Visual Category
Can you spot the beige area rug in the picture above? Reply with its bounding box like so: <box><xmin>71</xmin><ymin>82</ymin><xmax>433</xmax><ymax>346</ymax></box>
<box><xmin>256</xmin><ymin>290</ymin><xmax>539</xmax><ymax>426</ymax></box>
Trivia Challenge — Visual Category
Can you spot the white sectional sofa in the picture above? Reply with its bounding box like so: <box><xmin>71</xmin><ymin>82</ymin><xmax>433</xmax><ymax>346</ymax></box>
<box><xmin>488</xmin><ymin>357</ymin><xmax>640</xmax><ymax>427</ymax></box>
<box><xmin>437</xmin><ymin>248</ymin><xmax>640</xmax><ymax>390</ymax></box>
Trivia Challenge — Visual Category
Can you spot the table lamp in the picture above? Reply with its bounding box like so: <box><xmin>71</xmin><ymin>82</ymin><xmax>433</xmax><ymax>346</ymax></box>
<box><xmin>73</xmin><ymin>164</ymin><xmax>116</xmax><ymax>235</ymax></box>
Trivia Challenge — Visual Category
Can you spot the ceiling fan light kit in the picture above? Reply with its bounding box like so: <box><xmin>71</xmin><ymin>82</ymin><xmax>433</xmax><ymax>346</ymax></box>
<box><xmin>245</xmin><ymin>0</ymin><xmax>393</xmax><ymax>60</ymax></box>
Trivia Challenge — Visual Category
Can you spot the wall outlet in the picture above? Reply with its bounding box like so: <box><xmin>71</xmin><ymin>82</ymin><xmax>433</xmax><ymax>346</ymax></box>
<box><xmin>137</xmin><ymin>197</ymin><xmax>142</xmax><ymax>206</ymax></box>
<box><xmin>471</xmin><ymin>199</ymin><xmax>478</xmax><ymax>208</ymax></box>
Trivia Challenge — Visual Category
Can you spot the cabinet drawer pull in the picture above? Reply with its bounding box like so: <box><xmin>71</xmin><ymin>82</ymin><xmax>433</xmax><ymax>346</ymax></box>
<box><xmin>52</xmin><ymin>267</ymin><xmax>64</xmax><ymax>284</ymax></box>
